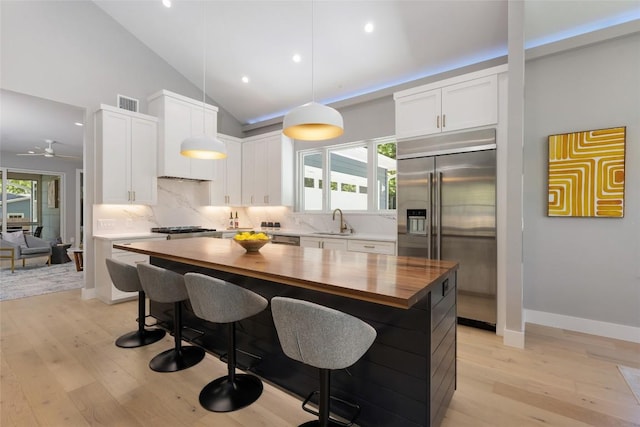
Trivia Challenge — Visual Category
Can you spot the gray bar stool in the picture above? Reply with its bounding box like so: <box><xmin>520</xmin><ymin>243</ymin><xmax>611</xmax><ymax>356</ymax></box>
<box><xmin>184</xmin><ymin>272</ymin><xmax>268</xmax><ymax>412</ymax></box>
<box><xmin>271</xmin><ymin>297</ymin><xmax>377</xmax><ymax>427</ymax></box>
<box><xmin>105</xmin><ymin>258</ymin><xmax>166</xmax><ymax>348</ymax></box>
<box><xmin>136</xmin><ymin>263</ymin><xmax>205</xmax><ymax>372</ymax></box>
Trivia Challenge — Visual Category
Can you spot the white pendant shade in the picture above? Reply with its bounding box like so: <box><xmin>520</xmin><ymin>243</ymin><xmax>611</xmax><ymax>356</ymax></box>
<box><xmin>283</xmin><ymin>102</ymin><xmax>344</xmax><ymax>141</ymax></box>
<box><xmin>180</xmin><ymin>135</ymin><xmax>227</xmax><ymax>159</ymax></box>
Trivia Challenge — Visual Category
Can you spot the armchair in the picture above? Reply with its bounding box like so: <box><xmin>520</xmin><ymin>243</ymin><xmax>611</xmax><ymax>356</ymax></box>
<box><xmin>1</xmin><ymin>233</ymin><xmax>52</xmax><ymax>273</ymax></box>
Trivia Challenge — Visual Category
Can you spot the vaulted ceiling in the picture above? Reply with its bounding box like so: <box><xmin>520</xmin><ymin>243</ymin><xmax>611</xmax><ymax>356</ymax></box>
<box><xmin>1</xmin><ymin>1</ymin><xmax>638</xmax><ymax>160</ymax></box>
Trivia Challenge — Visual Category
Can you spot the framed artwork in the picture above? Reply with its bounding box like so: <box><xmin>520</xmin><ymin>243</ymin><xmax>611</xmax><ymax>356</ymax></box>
<box><xmin>548</xmin><ymin>126</ymin><xmax>626</xmax><ymax>217</ymax></box>
<box><xmin>47</xmin><ymin>179</ymin><xmax>59</xmax><ymax>208</ymax></box>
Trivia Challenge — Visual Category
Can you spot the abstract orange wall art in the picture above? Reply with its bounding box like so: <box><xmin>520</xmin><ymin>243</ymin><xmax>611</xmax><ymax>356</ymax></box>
<box><xmin>548</xmin><ymin>126</ymin><xmax>626</xmax><ymax>217</ymax></box>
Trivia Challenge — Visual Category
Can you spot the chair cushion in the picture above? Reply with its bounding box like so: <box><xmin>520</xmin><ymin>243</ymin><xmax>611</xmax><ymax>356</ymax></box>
<box><xmin>271</xmin><ymin>297</ymin><xmax>377</xmax><ymax>370</ymax></box>
<box><xmin>2</xmin><ymin>231</ymin><xmax>27</xmax><ymax>249</ymax></box>
<box><xmin>21</xmin><ymin>246</ymin><xmax>51</xmax><ymax>255</ymax></box>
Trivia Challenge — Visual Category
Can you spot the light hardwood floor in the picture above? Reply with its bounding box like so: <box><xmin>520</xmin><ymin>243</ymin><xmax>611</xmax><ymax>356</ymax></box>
<box><xmin>1</xmin><ymin>289</ymin><xmax>639</xmax><ymax>427</ymax></box>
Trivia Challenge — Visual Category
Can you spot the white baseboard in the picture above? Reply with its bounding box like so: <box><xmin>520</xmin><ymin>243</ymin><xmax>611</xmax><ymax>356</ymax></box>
<box><xmin>81</xmin><ymin>287</ymin><xmax>97</xmax><ymax>300</ymax></box>
<box><xmin>525</xmin><ymin>309</ymin><xmax>640</xmax><ymax>344</ymax></box>
<box><xmin>502</xmin><ymin>328</ymin><xmax>525</xmax><ymax>348</ymax></box>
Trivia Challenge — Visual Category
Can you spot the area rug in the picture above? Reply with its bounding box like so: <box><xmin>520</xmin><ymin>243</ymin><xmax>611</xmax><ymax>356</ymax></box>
<box><xmin>618</xmin><ymin>365</ymin><xmax>640</xmax><ymax>404</ymax></box>
<box><xmin>0</xmin><ymin>262</ymin><xmax>84</xmax><ymax>301</ymax></box>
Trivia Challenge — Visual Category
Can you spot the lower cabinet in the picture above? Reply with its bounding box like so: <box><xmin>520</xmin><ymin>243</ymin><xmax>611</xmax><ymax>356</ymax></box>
<box><xmin>347</xmin><ymin>239</ymin><xmax>396</xmax><ymax>255</ymax></box>
<box><xmin>300</xmin><ymin>236</ymin><xmax>347</xmax><ymax>251</ymax></box>
<box><xmin>94</xmin><ymin>236</ymin><xmax>167</xmax><ymax>304</ymax></box>
<box><xmin>300</xmin><ymin>237</ymin><xmax>396</xmax><ymax>254</ymax></box>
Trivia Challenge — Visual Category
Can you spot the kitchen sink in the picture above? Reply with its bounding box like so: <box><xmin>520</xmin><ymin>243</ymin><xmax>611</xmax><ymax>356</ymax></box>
<box><xmin>311</xmin><ymin>232</ymin><xmax>352</xmax><ymax>236</ymax></box>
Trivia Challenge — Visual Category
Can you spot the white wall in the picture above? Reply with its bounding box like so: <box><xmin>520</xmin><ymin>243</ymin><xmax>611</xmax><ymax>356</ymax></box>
<box><xmin>523</xmin><ymin>33</ymin><xmax>640</xmax><ymax>331</ymax></box>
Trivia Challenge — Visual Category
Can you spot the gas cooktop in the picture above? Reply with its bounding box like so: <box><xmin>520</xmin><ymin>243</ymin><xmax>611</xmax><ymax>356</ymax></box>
<box><xmin>151</xmin><ymin>226</ymin><xmax>217</xmax><ymax>234</ymax></box>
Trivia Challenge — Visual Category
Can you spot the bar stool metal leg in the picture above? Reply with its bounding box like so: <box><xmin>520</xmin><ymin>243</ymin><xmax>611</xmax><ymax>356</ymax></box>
<box><xmin>198</xmin><ymin>322</ymin><xmax>263</xmax><ymax>412</ymax></box>
<box><xmin>116</xmin><ymin>290</ymin><xmax>166</xmax><ymax>348</ymax></box>
<box><xmin>149</xmin><ymin>301</ymin><xmax>205</xmax><ymax>372</ymax></box>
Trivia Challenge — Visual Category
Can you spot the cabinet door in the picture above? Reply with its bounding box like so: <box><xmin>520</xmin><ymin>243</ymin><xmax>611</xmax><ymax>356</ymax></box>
<box><xmin>242</xmin><ymin>140</ymin><xmax>268</xmax><ymax>206</ymax></box>
<box><xmin>226</xmin><ymin>140</ymin><xmax>242</xmax><ymax>205</ymax></box>
<box><xmin>395</xmin><ymin>88</ymin><xmax>441</xmax><ymax>139</ymax></box>
<box><xmin>265</xmin><ymin>135</ymin><xmax>283</xmax><ymax>205</ymax></box>
<box><xmin>210</xmin><ymin>137</ymin><xmax>241</xmax><ymax>206</ymax></box>
<box><xmin>130</xmin><ymin>117</ymin><xmax>157</xmax><ymax>205</ymax></box>
<box><xmin>322</xmin><ymin>238</ymin><xmax>347</xmax><ymax>251</ymax></box>
<box><xmin>163</xmin><ymin>97</ymin><xmax>192</xmax><ymax>178</ymax></box>
<box><xmin>100</xmin><ymin>110</ymin><xmax>131</xmax><ymax>204</ymax></box>
<box><xmin>441</xmin><ymin>75</ymin><xmax>497</xmax><ymax>132</ymax></box>
<box><xmin>254</xmin><ymin>140</ymin><xmax>269</xmax><ymax>205</ymax></box>
<box><xmin>300</xmin><ymin>237</ymin><xmax>322</xmax><ymax>248</ymax></box>
<box><xmin>242</xmin><ymin>141</ymin><xmax>256</xmax><ymax>205</ymax></box>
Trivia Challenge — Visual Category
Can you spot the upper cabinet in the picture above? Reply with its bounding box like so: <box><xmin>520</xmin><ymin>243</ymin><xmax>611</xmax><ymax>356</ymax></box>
<box><xmin>95</xmin><ymin>105</ymin><xmax>158</xmax><ymax>205</ymax></box>
<box><xmin>209</xmin><ymin>134</ymin><xmax>242</xmax><ymax>206</ymax></box>
<box><xmin>395</xmin><ymin>70</ymin><xmax>499</xmax><ymax>139</ymax></box>
<box><xmin>242</xmin><ymin>131</ymin><xmax>293</xmax><ymax>206</ymax></box>
<box><xmin>148</xmin><ymin>90</ymin><xmax>218</xmax><ymax>181</ymax></box>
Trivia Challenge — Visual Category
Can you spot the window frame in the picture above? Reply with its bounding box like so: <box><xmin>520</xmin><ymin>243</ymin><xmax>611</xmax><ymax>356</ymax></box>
<box><xmin>296</xmin><ymin>136</ymin><xmax>396</xmax><ymax>213</ymax></box>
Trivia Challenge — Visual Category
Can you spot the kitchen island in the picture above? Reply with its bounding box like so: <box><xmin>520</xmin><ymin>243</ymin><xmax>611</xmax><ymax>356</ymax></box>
<box><xmin>114</xmin><ymin>237</ymin><xmax>458</xmax><ymax>427</ymax></box>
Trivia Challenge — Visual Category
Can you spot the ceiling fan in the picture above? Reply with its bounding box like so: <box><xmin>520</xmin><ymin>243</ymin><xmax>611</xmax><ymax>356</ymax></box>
<box><xmin>17</xmin><ymin>140</ymin><xmax>80</xmax><ymax>159</ymax></box>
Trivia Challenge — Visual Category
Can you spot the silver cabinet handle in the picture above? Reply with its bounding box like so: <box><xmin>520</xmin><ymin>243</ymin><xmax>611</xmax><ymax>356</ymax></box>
<box><xmin>437</xmin><ymin>115</ymin><xmax>440</xmax><ymax>129</ymax></box>
<box><xmin>364</xmin><ymin>245</ymin><xmax>375</xmax><ymax>249</ymax></box>
<box><xmin>442</xmin><ymin>114</ymin><xmax>446</xmax><ymax>128</ymax></box>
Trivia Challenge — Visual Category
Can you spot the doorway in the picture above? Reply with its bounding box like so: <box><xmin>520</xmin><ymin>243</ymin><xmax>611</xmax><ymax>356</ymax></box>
<box><xmin>0</xmin><ymin>169</ymin><xmax>65</xmax><ymax>242</ymax></box>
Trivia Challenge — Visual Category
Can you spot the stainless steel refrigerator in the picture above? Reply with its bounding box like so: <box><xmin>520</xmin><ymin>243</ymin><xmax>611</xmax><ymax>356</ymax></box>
<box><xmin>397</xmin><ymin>128</ymin><xmax>497</xmax><ymax>330</ymax></box>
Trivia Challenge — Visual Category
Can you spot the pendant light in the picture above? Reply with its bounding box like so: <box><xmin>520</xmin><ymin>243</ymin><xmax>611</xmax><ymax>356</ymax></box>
<box><xmin>283</xmin><ymin>1</ymin><xmax>344</xmax><ymax>141</ymax></box>
<box><xmin>181</xmin><ymin>3</ymin><xmax>227</xmax><ymax>159</ymax></box>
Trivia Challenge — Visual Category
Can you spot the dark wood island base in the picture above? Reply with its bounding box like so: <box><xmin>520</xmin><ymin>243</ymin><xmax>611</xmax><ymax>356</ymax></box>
<box><xmin>115</xmin><ymin>238</ymin><xmax>458</xmax><ymax>427</ymax></box>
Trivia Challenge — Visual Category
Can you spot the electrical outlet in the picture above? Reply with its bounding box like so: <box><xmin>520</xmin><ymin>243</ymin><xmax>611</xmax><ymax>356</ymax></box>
<box><xmin>97</xmin><ymin>219</ymin><xmax>115</xmax><ymax>230</ymax></box>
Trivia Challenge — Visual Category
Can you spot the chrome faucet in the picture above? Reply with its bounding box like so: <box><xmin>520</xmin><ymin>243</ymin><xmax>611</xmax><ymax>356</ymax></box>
<box><xmin>332</xmin><ymin>208</ymin><xmax>348</xmax><ymax>233</ymax></box>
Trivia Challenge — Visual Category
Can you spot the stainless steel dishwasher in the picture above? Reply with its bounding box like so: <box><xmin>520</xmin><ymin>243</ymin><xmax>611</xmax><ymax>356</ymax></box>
<box><xmin>270</xmin><ymin>234</ymin><xmax>300</xmax><ymax>246</ymax></box>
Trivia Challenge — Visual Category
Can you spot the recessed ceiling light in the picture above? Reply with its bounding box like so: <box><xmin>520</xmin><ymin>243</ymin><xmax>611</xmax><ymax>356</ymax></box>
<box><xmin>162</xmin><ymin>0</ymin><xmax>171</xmax><ymax>8</ymax></box>
<box><xmin>28</xmin><ymin>150</ymin><xmax>35</xmax><ymax>154</ymax></box>
<box><xmin>364</xmin><ymin>22</ymin><xmax>374</xmax><ymax>33</ymax></box>
<box><xmin>242</xmin><ymin>76</ymin><xmax>249</xmax><ymax>84</ymax></box>
<box><xmin>74</xmin><ymin>122</ymin><xmax>84</xmax><ymax>127</ymax></box>
<box><xmin>292</xmin><ymin>54</ymin><xmax>302</xmax><ymax>63</ymax></box>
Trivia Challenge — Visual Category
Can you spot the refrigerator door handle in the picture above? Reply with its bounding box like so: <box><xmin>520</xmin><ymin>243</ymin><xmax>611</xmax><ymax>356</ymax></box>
<box><xmin>436</xmin><ymin>171</ymin><xmax>442</xmax><ymax>260</ymax></box>
<box><xmin>428</xmin><ymin>172</ymin><xmax>434</xmax><ymax>259</ymax></box>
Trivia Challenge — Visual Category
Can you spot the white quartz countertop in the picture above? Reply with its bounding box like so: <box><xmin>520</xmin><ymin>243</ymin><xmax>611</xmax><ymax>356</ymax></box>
<box><xmin>93</xmin><ymin>233</ymin><xmax>168</xmax><ymax>241</ymax></box>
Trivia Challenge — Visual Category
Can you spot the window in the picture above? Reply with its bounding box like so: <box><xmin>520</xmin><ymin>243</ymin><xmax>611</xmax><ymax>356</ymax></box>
<box><xmin>297</xmin><ymin>137</ymin><xmax>396</xmax><ymax>212</ymax></box>
<box><xmin>302</xmin><ymin>152</ymin><xmax>322</xmax><ymax>211</ymax></box>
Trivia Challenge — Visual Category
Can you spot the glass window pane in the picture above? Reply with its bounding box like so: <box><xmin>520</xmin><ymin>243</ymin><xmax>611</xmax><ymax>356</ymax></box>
<box><xmin>377</xmin><ymin>142</ymin><xmax>397</xmax><ymax>210</ymax></box>
<box><xmin>302</xmin><ymin>153</ymin><xmax>322</xmax><ymax>211</ymax></box>
<box><xmin>329</xmin><ymin>145</ymin><xmax>368</xmax><ymax>210</ymax></box>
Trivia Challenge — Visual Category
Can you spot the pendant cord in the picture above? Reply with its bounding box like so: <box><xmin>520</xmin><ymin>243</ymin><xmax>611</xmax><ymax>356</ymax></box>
<box><xmin>311</xmin><ymin>0</ymin><xmax>315</xmax><ymax>103</ymax></box>
<box><xmin>202</xmin><ymin>1</ymin><xmax>207</xmax><ymax>134</ymax></box>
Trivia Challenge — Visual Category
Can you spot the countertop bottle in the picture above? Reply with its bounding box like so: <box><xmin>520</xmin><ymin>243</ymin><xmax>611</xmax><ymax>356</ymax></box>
<box><xmin>229</xmin><ymin>212</ymin><xmax>234</xmax><ymax>229</ymax></box>
<box><xmin>234</xmin><ymin>212</ymin><xmax>239</xmax><ymax>229</ymax></box>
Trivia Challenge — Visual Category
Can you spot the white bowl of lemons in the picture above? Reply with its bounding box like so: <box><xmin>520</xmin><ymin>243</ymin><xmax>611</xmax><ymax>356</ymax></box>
<box><xmin>233</xmin><ymin>231</ymin><xmax>270</xmax><ymax>252</ymax></box>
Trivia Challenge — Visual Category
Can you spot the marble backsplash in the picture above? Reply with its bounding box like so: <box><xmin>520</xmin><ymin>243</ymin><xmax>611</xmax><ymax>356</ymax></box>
<box><xmin>93</xmin><ymin>178</ymin><xmax>396</xmax><ymax>236</ymax></box>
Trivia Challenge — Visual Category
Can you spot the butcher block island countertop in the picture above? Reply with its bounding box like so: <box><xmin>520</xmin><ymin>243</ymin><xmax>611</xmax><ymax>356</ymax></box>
<box><xmin>114</xmin><ymin>236</ymin><xmax>458</xmax><ymax>309</ymax></box>
<box><xmin>114</xmin><ymin>237</ymin><xmax>459</xmax><ymax>427</ymax></box>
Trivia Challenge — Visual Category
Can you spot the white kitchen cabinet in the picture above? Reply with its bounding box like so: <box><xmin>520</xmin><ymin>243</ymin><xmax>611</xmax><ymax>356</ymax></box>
<box><xmin>95</xmin><ymin>105</ymin><xmax>158</xmax><ymax>205</ymax></box>
<box><xmin>300</xmin><ymin>236</ymin><xmax>347</xmax><ymax>251</ymax></box>
<box><xmin>94</xmin><ymin>235</ymin><xmax>167</xmax><ymax>304</ymax></box>
<box><xmin>347</xmin><ymin>239</ymin><xmax>396</xmax><ymax>255</ymax></box>
<box><xmin>209</xmin><ymin>134</ymin><xmax>242</xmax><ymax>206</ymax></box>
<box><xmin>242</xmin><ymin>130</ymin><xmax>293</xmax><ymax>206</ymax></box>
<box><xmin>395</xmin><ymin>74</ymin><xmax>498</xmax><ymax>139</ymax></box>
<box><xmin>148</xmin><ymin>89</ymin><xmax>218</xmax><ymax>181</ymax></box>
